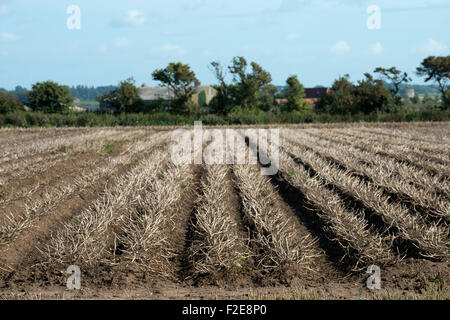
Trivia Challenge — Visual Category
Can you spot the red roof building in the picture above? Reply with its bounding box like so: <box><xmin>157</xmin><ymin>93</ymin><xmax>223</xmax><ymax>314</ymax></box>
<box><xmin>274</xmin><ymin>88</ymin><xmax>330</xmax><ymax>107</ymax></box>
<box><xmin>275</xmin><ymin>98</ymin><xmax>288</xmax><ymax>106</ymax></box>
<box><xmin>304</xmin><ymin>88</ymin><xmax>330</xmax><ymax>105</ymax></box>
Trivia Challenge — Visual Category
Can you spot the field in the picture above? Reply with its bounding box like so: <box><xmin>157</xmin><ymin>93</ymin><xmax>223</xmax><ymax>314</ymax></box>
<box><xmin>0</xmin><ymin>123</ymin><xmax>448</xmax><ymax>300</ymax></box>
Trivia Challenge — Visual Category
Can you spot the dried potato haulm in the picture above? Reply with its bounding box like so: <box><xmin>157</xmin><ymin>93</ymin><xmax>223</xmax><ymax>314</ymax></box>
<box><xmin>233</xmin><ymin>163</ymin><xmax>319</xmax><ymax>273</ymax></box>
<box><xmin>0</xmin><ymin>124</ymin><xmax>448</xmax><ymax>299</ymax></box>
<box><xmin>284</xmin><ymin>129</ymin><xmax>450</xmax><ymax>219</ymax></box>
<box><xmin>282</xmin><ymin>139</ymin><xmax>449</xmax><ymax>260</ymax></box>
<box><xmin>188</xmin><ymin>165</ymin><xmax>243</xmax><ymax>281</ymax></box>
<box><xmin>278</xmin><ymin>148</ymin><xmax>396</xmax><ymax>269</ymax></box>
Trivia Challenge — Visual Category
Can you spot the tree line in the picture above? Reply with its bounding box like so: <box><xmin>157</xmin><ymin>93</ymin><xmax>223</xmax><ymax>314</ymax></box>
<box><xmin>1</xmin><ymin>55</ymin><xmax>449</xmax><ymax>117</ymax></box>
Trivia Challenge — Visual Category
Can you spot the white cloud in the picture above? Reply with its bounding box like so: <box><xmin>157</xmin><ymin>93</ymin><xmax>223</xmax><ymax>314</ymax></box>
<box><xmin>420</xmin><ymin>38</ymin><xmax>448</xmax><ymax>54</ymax></box>
<box><xmin>0</xmin><ymin>32</ymin><xmax>19</xmax><ymax>42</ymax></box>
<box><xmin>330</xmin><ymin>40</ymin><xmax>350</xmax><ymax>55</ymax></box>
<box><xmin>115</xmin><ymin>37</ymin><xmax>130</xmax><ymax>48</ymax></box>
<box><xmin>278</xmin><ymin>0</ymin><xmax>310</xmax><ymax>12</ymax></box>
<box><xmin>160</xmin><ymin>43</ymin><xmax>186</xmax><ymax>55</ymax></box>
<box><xmin>274</xmin><ymin>0</ymin><xmax>450</xmax><ymax>13</ymax></box>
<box><xmin>97</xmin><ymin>38</ymin><xmax>131</xmax><ymax>54</ymax></box>
<box><xmin>161</xmin><ymin>43</ymin><xmax>180</xmax><ymax>51</ymax></box>
<box><xmin>0</xmin><ymin>5</ymin><xmax>9</xmax><ymax>16</ymax></box>
<box><xmin>182</xmin><ymin>0</ymin><xmax>207</xmax><ymax>10</ymax></box>
<box><xmin>377</xmin><ymin>0</ymin><xmax>450</xmax><ymax>12</ymax></box>
<box><xmin>111</xmin><ymin>10</ymin><xmax>147</xmax><ymax>28</ymax></box>
<box><xmin>286</xmin><ymin>33</ymin><xmax>300</xmax><ymax>41</ymax></box>
<box><xmin>371</xmin><ymin>42</ymin><xmax>383</xmax><ymax>55</ymax></box>
<box><xmin>277</xmin><ymin>0</ymin><xmax>450</xmax><ymax>12</ymax></box>
<box><xmin>98</xmin><ymin>43</ymin><xmax>108</xmax><ymax>54</ymax></box>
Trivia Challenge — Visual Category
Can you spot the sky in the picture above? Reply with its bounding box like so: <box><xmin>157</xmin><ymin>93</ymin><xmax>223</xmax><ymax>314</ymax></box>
<box><xmin>0</xmin><ymin>0</ymin><xmax>449</xmax><ymax>90</ymax></box>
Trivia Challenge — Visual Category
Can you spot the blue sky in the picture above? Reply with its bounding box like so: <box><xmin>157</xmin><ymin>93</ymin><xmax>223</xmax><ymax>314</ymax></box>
<box><xmin>0</xmin><ymin>0</ymin><xmax>449</xmax><ymax>90</ymax></box>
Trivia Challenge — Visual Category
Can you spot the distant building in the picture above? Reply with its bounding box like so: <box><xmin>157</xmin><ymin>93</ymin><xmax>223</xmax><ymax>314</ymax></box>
<box><xmin>274</xmin><ymin>87</ymin><xmax>330</xmax><ymax>107</ymax></box>
<box><xmin>400</xmin><ymin>88</ymin><xmax>415</xmax><ymax>99</ymax></box>
<box><xmin>304</xmin><ymin>88</ymin><xmax>331</xmax><ymax>105</ymax></box>
<box><xmin>275</xmin><ymin>98</ymin><xmax>288</xmax><ymax>106</ymax></box>
<box><xmin>138</xmin><ymin>85</ymin><xmax>217</xmax><ymax>106</ymax></box>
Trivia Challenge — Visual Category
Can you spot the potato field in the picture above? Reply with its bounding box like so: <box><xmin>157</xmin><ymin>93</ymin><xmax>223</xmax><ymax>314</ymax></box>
<box><xmin>0</xmin><ymin>123</ymin><xmax>448</xmax><ymax>299</ymax></box>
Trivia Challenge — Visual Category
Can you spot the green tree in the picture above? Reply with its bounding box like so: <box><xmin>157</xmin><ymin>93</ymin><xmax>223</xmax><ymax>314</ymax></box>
<box><xmin>209</xmin><ymin>61</ymin><xmax>232</xmax><ymax>115</ymax></box>
<box><xmin>282</xmin><ymin>75</ymin><xmax>309</xmax><ymax>112</ymax></box>
<box><xmin>353</xmin><ymin>73</ymin><xmax>392</xmax><ymax>113</ymax></box>
<box><xmin>0</xmin><ymin>91</ymin><xmax>21</xmax><ymax>114</ymax></box>
<box><xmin>411</xmin><ymin>94</ymin><xmax>421</xmax><ymax>104</ymax></box>
<box><xmin>98</xmin><ymin>78</ymin><xmax>143</xmax><ymax>114</ymax></box>
<box><xmin>228</xmin><ymin>56</ymin><xmax>272</xmax><ymax>109</ymax></box>
<box><xmin>11</xmin><ymin>86</ymin><xmax>29</xmax><ymax>104</ymax></box>
<box><xmin>259</xmin><ymin>84</ymin><xmax>278</xmax><ymax>111</ymax></box>
<box><xmin>28</xmin><ymin>81</ymin><xmax>74</xmax><ymax>113</ymax></box>
<box><xmin>422</xmin><ymin>93</ymin><xmax>435</xmax><ymax>105</ymax></box>
<box><xmin>315</xmin><ymin>74</ymin><xmax>355</xmax><ymax>114</ymax></box>
<box><xmin>446</xmin><ymin>88</ymin><xmax>450</xmax><ymax>107</ymax></box>
<box><xmin>115</xmin><ymin>78</ymin><xmax>143</xmax><ymax>113</ymax></box>
<box><xmin>416</xmin><ymin>56</ymin><xmax>450</xmax><ymax>109</ymax></box>
<box><xmin>198</xmin><ymin>90</ymin><xmax>207</xmax><ymax>107</ymax></box>
<box><xmin>152</xmin><ymin>62</ymin><xmax>200</xmax><ymax>114</ymax></box>
<box><xmin>316</xmin><ymin>73</ymin><xmax>391</xmax><ymax>115</ymax></box>
<box><xmin>374</xmin><ymin>66</ymin><xmax>411</xmax><ymax>105</ymax></box>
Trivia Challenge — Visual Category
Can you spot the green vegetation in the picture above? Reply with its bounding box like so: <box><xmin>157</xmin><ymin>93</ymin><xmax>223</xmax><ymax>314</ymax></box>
<box><xmin>416</xmin><ymin>55</ymin><xmax>450</xmax><ymax>110</ymax></box>
<box><xmin>228</xmin><ymin>56</ymin><xmax>272</xmax><ymax>109</ymax></box>
<box><xmin>374</xmin><ymin>66</ymin><xmax>411</xmax><ymax>105</ymax></box>
<box><xmin>282</xmin><ymin>75</ymin><xmax>310</xmax><ymax>113</ymax></box>
<box><xmin>98</xmin><ymin>78</ymin><xmax>144</xmax><ymax>114</ymax></box>
<box><xmin>421</xmin><ymin>280</ymin><xmax>447</xmax><ymax>300</ymax></box>
<box><xmin>208</xmin><ymin>57</ymin><xmax>273</xmax><ymax>113</ymax></box>
<box><xmin>315</xmin><ymin>73</ymin><xmax>393</xmax><ymax>115</ymax></box>
<box><xmin>198</xmin><ymin>90</ymin><xmax>207</xmax><ymax>107</ymax></box>
<box><xmin>0</xmin><ymin>91</ymin><xmax>21</xmax><ymax>114</ymax></box>
<box><xmin>28</xmin><ymin>81</ymin><xmax>74</xmax><ymax>113</ymax></box>
<box><xmin>58</xmin><ymin>145</ymin><xmax>69</xmax><ymax>153</ymax></box>
<box><xmin>70</xmin><ymin>85</ymin><xmax>117</xmax><ymax>101</ymax></box>
<box><xmin>152</xmin><ymin>62</ymin><xmax>200</xmax><ymax>114</ymax></box>
<box><xmin>102</xmin><ymin>143</ymin><xmax>114</xmax><ymax>154</ymax></box>
<box><xmin>259</xmin><ymin>84</ymin><xmax>277</xmax><ymax>112</ymax></box>
<box><xmin>102</xmin><ymin>140</ymin><xmax>129</xmax><ymax>154</ymax></box>
<box><xmin>0</xmin><ymin>86</ymin><xmax>30</xmax><ymax>104</ymax></box>
<box><xmin>1</xmin><ymin>54</ymin><xmax>449</xmax><ymax>127</ymax></box>
<box><xmin>0</xmin><ymin>108</ymin><xmax>448</xmax><ymax>128</ymax></box>
<box><xmin>208</xmin><ymin>61</ymin><xmax>233</xmax><ymax>115</ymax></box>
<box><xmin>76</xmin><ymin>101</ymin><xmax>100</xmax><ymax>106</ymax></box>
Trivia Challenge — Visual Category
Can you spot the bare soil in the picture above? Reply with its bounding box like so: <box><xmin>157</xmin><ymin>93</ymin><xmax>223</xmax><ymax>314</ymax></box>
<box><xmin>0</xmin><ymin>124</ymin><xmax>448</xmax><ymax>300</ymax></box>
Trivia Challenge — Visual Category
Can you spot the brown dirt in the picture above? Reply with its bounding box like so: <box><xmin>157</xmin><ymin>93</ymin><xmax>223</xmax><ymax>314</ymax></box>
<box><xmin>0</xmin><ymin>128</ymin><xmax>92</xmax><ymax>147</ymax></box>
<box><xmin>0</xmin><ymin>128</ymin><xmax>144</xmax><ymax>174</ymax></box>
<box><xmin>190</xmin><ymin>166</ymin><xmax>255</xmax><ymax>288</ymax></box>
<box><xmin>0</xmin><ymin>133</ymin><xmax>161</xmax><ymax>284</ymax></box>
<box><xmin>0</xmin><ymin>152</ymin><xmax>103</xmax><ymax>218</ymax></box>
<box><xmin>1</xmin><ymin>259</ymin><xmax>448</xmax><ymax>300</ymax></box>
<box><xmin>0</xmin><ymin>151</ymin><xmax>146</xmax><ymax>284</ymax></box>
<box><xmin>0</xmin><ymin>130</ymin><xmax>152</xmax><ymax>221</ymax></box>
<box><xmin>0</xmin><ymin>125</ymin><xmax>449</xmax><ymax>300</ymax></box>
